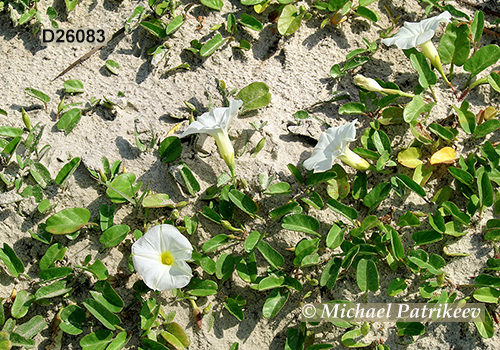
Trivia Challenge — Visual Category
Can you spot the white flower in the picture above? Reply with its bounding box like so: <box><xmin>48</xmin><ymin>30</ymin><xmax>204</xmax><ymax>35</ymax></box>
<box><xmin>132</xmin><ymin>224</ymin><xmax>193</xmax><ymax>291</ymax></box>
<box><xmin>381</xmin><ymin>11</ymin><xmax>452</xmax><ymax>86</ymax></box>
<box><xmin>303</xmin><ymin>120</ymin><xmax>370</xmax><ymax>172</ymax></box>
<box><xmin>381</xmin><ymin>11</ymin><xmax>451</xmax><ymax>50</ymax></box>
<box><xmin>354</xmin><ymin>75</ymin><xmax>414</xmax><ymax>98</ymax></box>
<box><xmin>180</xmin><ymin>99</ymin><xmax>243</xmax><ymax>177</ymax></box>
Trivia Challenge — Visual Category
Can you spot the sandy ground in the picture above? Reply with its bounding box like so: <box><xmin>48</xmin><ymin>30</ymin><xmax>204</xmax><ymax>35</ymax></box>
<box><xmin>1</xmin><ymin>0</ymin><xmax>500</xmax><ymax>348</ymax></box>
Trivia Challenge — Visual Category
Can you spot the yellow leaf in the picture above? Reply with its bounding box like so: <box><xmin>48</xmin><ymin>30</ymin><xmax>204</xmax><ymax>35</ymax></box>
<box><xmin>398</xmin><ymin>147</ymin><xmax>423</xmax><ymax>168</ymax></box>
<box><xmin>331</xmin><ymin>13</ymin><xmax>347</xmax><ymax>25</ymax></box>
<box><xmin>167</xmin><ymin>122</ymin><xmax>183</xmax><ymax>137</ymax></box>
<box><xmin>430</xmin><ymin>147</ymin><xmax>457</xmax><ymax>165</ymax></box>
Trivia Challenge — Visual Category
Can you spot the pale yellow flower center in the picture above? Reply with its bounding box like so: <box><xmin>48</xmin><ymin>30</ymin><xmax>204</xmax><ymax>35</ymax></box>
<box><xmin>161</xmin><ymin>251</ymin><xmax>174</xmax><ymax>266</ymax></box>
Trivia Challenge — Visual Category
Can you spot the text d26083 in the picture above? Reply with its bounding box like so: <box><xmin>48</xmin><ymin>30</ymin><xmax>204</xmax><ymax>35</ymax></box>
<box><xmin>41</xmin><ymin>28</ymin><xmax>109</xmax><ymax>47</ymax></box>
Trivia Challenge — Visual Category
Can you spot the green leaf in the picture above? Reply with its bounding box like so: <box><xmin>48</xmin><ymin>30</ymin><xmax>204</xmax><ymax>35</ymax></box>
<box><xmin>0</xmin><ymin>127</ymin><xmax>22</xmax><ymax>137</ymax></box>
<box><xmin>488</xmin><ymin>72</ymin><xmax>500</xmax><ymax>93</ymax></box>
<box><xmin>475</xmin><ymin>119</ymin><xmax>500</xmax><ymax>138</ymax></box>
<box><xmin>388</xmin><ymin>277</ymin><xmax>407</xmax><ymax>296</ymax></box>
<box><xmin>202</xmin><ymin>234</ymin><xmax>230</xmax><ymax>253</ymax></box>
<box><xmin>79</xmin><ymin>330</ymin><xmax>113</xmax><ymax>350</ymax></box>
<box><xmin>410</xmin><ymin>52</ymin><xmax>437</xmax><ymax>88</ymax></box>
<box><xmin>140</xmin><ymin>298</ymin><xmax>160</xmax><ymax>331</ymax></box>
<box><xmin>105</xmin><ymin>60</ymin><xmax>120</xmax><ymax>75</ymax></box>
<box><xmin>60</xmin><ymin>305</ymin><xmax>86</xmax><ymax>335</ymax></box>
<box><xmin>82</xmin><ymin>259</ymin><xmax>109</xmax><ymax>280</ymax></box>
<box><xmin>285</xmin><ymin>327</ymin><xmax>305</xmax><ymax>350</ymax></box>
<box><xmin>179</xmin><ymin>165</ymin><xmax>200</xmax><ymax>196</ymax></box>
<box><xmin>11</xmin><ymin>290</ymin><xmax>34</xmax><ymax>319</ymax></box>
<box><xmin>475</xmin><ymin>309</ymin><xmax>494</xmax><ymax>339</ymax></box>
<box><xmin>262</xmin><ymin>289</ymin><xmax>289</xmax><ymax>319</ymax></box>
<box><xmin>201</xmin><ymin>0</ymin><xmax>223</xmax><ymax>10</ymax></box>
<box><xmin>264</xmin><ymin>182</ymin><xmax>292</xmax><ymax>195</ymax></box>
<box><xmin>83</xmin><ymin>298</ymin><xmax>121</xmax><ymax>330</ymax></box>
<box><xmin>476</xmin><ymin>274</ymin><xmax>500</xmax><ymax>287</ymax></box>
<box><xmin>339</xmin><ymin>102</ymin><xmax>366</xmax><ymax>115</ymax></box>
<box><xmin>473</xmin><ymin>287</ymin><xmax>500</xmax><ymax>303</ymax></box>
<box><xmin>277</xmin><ymin>4</ymin><xmax>304</xmax><ymax>36</ymax></box>
<box><xmin>236</xmin><ymin>82</ymin><xmax>271</xmax><ymax>112</ymax></box>
<box><xmin>327</xmin><ymin>198</ymin><xmax>358</xmax><ymax>221</ymax></box>
<box><xmin>471</xmin><ymin>11</ymin><xmax>484</xmax><ymax>44</ymax></box>
<box><xmin>352</xmin><ymin>171</ymin><xmax>367</xmax><ymax>200</ymax></box>
<box><xmin>478</xmin><ymin>171</ymin><xmax>494</xmax><ymax>208</ymax></box>
<box><xmin>387</xmin><ymin>225</ymin><xmax>405</xmax><ymax>261</ymax></box>
<box><xmin>294</xmin><ymin>238</ymin><xmax>320</xmax><ymax>266</ymax></box>
<box><xmin>259</xmin><ymin>275</ymin><xmax>285</xmax><ymax>291</ymax></box>
<box><xmin>45</xmin><ymin>208</ymin><xmax>91</xmax><ymax>234</ymax></box>
<box><xmin>444</xmin><ymin>221</ymin><xmax>466</xmax><ymax>237</ymax></box>
<box><xmin>438</xmin><ymin>21</ymin><xmax>470</xmax><ymax>66</ymax></box>
<box><xmin>235</xmin><ymin>253</ymin><xmax>257</xmax><ymax>283</ymax></box>
<box><xmin>29</xmin><ymin>161</ymin><xmax>52</xmax><ymax>189</ymax></box>
<box><xmin>363</xmin><ymin>182</ymin><xmax>391</xmax><ymax>211</ymax></box>
<box><xmin>0</xmin><ymin>244</ymin><xmax>24</xmax><ymax>278</ymax></box>
<box><xmin>141</xmin><ymin>338</ymin><xmax>169</xmax><ymax>350</ymax></box>
<box><xmin>223</xmin><ymin>298</ymin><xmax>244</xmax><ymax>321</ymax></box>
<box><xmin>429</xmin><ymin>211</ymin><xmax>446</xmax><ymax>233</ymax></box>
<box><xmin>166</xmin><ymin>15</ymin><xmax>184</xmax><ymax>35</ymax></box>
<box><xmin>453</xmin><ymin>102</ymin><xmax>476</xmax><ymax>134</ymax></box>
<box><xmin>57</xmin><ymin>108</ymin><xmax>82</xmax><ymax>134</ymax></box>
<box><xmin>39</xmin><ymin>243</ymin><xmax>65</xmax><ymax>270</ymax></box>
<box><xmin>65</xmin><ymin>0</ymin><xmax>78</xmax><ymax>11</ymax></box>
<box><xmin>56</xmin><ymin>157</ymin><xmax>81</xmax><ymax>187</ymax></box>
<box><xmin>91</xmin><ymin>283</ymin><xmax>123</xmax><ymax>314</ymax></box>
<box><xmin>412</xmin><ymin>230</ymin><xmax>443</xmax><ymax>246</ymax></box>
<box><xmin>158</xmin><ymin>137</ymin><xmax>182</xmax><ymax>163</ymax></box>
<box><xmin>398</xmin><ymin>147</ymin><xmax>423</xmax><ymax>168</ymax></box>
<box><xmin>200</xmin><ymin>206</ymin><xmax>222</xmax><ymax>223</ymax></box>
<box><xmin>464</xmin><ymin>45</ymin><xmax>500</xmax><ymax>77</ymax></box>
<box><xmin>200</xmin><ymin>33</ymin><xmax>224</xmax><ymax>57</ymax></box>
<box><xmin>357</xmin><ymin>258</ymin><xmax>379</xmax><ymax>292</ymax></box>
<box><xmin>404</xmin><ymin>95</ymin><xmax>435</xmax><ymax>124</ymax></box>
<box><xmin>64</xmin><ymin>79</ymin><xmax>84</xmax><ymax>94</ymax></box>
<box><xmin>39</xmin><ymin>267</ymin><xmax>73</xmax><ymax>281</ymax></box>
<box><xmin>396</xmin><ymin>174</ymin><xmax>426</xmax><ymax>197</ymax></box>
<box><xmin>428</xmin><ymin>123</ymin><xmax>457</xmax><ymax>141</ymax></box>
<box><xmin>228</xmin><ymin>189</ymin><xmax>259</xmax><ymax>216</ymax></box>
<box><xmin>306</xmin><ymin>171</ymin><xmax>337</xmax><ymax>186</ymax></box>
<box><xmin>14</xmin><ymin>314</ymin><xmax>46</xmax><ymax>339</ymax></box>
<box><xmin>350</xmin><ymin>215</ymin><xmax>379</xmax><ymax>237</ymax></box>
<box><xmin>282</xmin><ymin>214</ymin><xmax>320</xmax><ymax>235</ymax></box>
<box><xmin>320</xmin><ymin>257</ymin><xmax>342</xmax><ymax>289</ymax></box>
<box><xmin>165</xmin><ymin>322</ymin><xmax>190</xmax><ymax>347</ymax></box>
<box><xmin>432</xmin><ymin>186</ymin><xmax>453</xmax><ymax>206</ymax></box>
<box><xmin>396</xmin><ymin>322</ymin><xmax>425</xmax><ymax>336</ymax></box>
<box><xmin>185</xmin><ymin>278</ymin><xmax>218</xmax><ymax>296</ymax></box>
<box><xmin>341</xmin><ymin>327</ymin><xmax>371</xmax><ymax>347</ymax></box>
<box><xmin>326</xmin><ymin>223</ymin><xmax>344</xmax><ymax>249</ymax></box>
<box><xmin>442</xmin><ymin>201</ymin><xmax>470</xmax><ymax>225</ymax></box>
<box><xmin>106</xmin><ymin>173</ymin><xmax>142</xmax><ymax>203</ymax></box>
<box><xmin>106</xmin><ymin>331</ymin><xmax>130</xmax><ymax>350</ymax></box>
<box><xmin>185</xmin><ymin>215</ymin><xmax>198</xmax><ymax>235</ymax></box>
<box><xmin>99</xmin><ymin>204</ymin><xmax>115</xmax><ymax>232</ymax></box>
<box><xmin>269</xmin><ymin>201</ymin><xmax>302</xmax><ymax>220</ymax></box>
<box><xmin>244</xmin><ymin>230</ymin><xmax>261</xmax><ymax>253</ymax></box>
<box><xmin>239</xmin><ymin>14</ymin><xmax>263</xmax><ymax>31</ymax></box>
<box><xmin>25</xmin><ymin>88</ymin><xmax>50</xmax><ymax>107</ymax></box>
<box><xmin>35</xmin><ymin>280</ymin><xmax>72</xmax><ymax>300</ymax></box>
<box><xmin>100</xmin><ymin>225</ymin><xmax>130</xmax><ymax>248</ymax></box>
<box><xmin>356</xmin><ymin>6</ymin><xmax>378</xmax><ymax>22</ymax></box>
<box><xmin>9</xmin><ymin>333</ymin><xmax>34</xmax><ymax>348</ymax></box>
<box><xmin>398</xmin><ymin>211</ymin><xmax>420</xmax><ymax>227</ymax></box>
<box><xmin>142</xmin><ymin>193</ymin><xmax>172</xmax><ymax>208</ymax></box>
<box><xmin>257</xmin><ymin>240</ymin><xmax>284</xmax><ymax>268</ymax></box>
